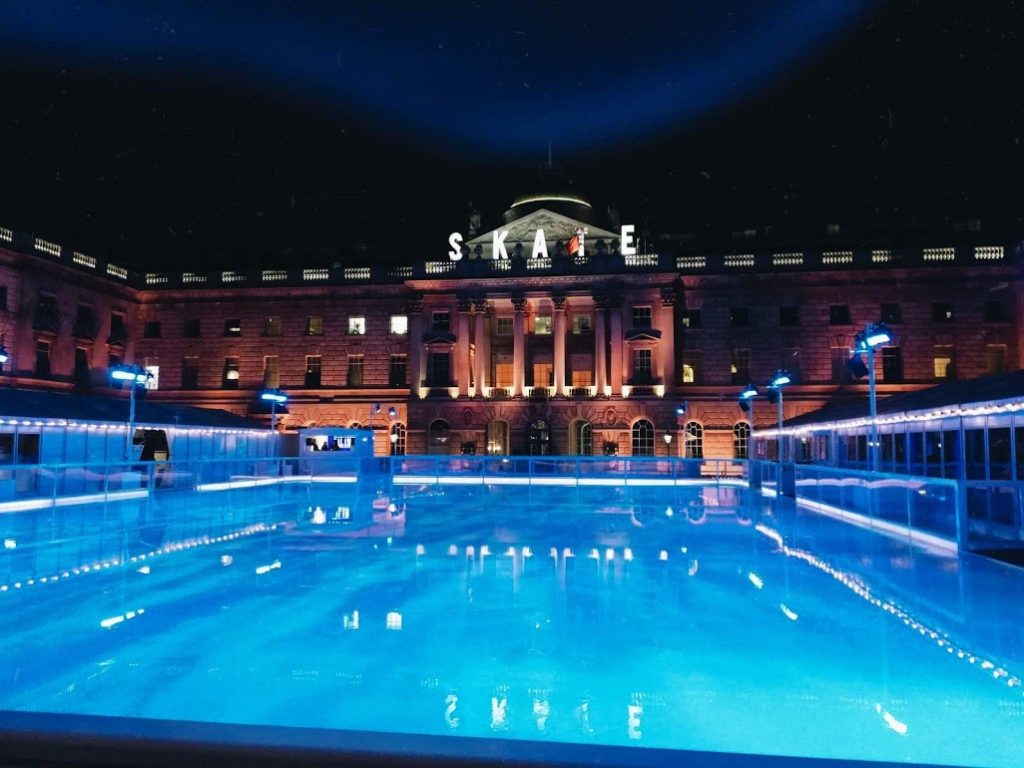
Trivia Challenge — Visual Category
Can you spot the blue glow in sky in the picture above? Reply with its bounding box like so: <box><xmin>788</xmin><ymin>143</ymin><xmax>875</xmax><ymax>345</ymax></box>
<box><xmin>2</xmin><ymin>1</ymin><xmax>875</xmax><ymax>154</ymax></box>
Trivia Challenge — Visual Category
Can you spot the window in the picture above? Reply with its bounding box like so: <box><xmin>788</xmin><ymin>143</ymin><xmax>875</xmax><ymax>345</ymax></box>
<box><xmin>182</xmin><ymin>356</ymin><xmax>200</xmax><ymax>389</ymax></box>
<box><xmin>528</xmin><ymin>419</ymin><xmax>550</xmax><ymax>455</ymax></box>
<box><xmin>733</xmin><ymin>422</ymin><xmax>751</xmax><ymax>459</ymax></box>
<box><xmin>570</xmin><ymin>421</ymin><xmax>593</xmax><ymax>456</ymax></box>
<box><xmin>932</xmin><ymin>303</ymin><xmax>954</xmax><ymax>323</ymax></box>
<box><xmin>427</xmin><ymin>352</ymin><xmax>450</xmax><ymax>386</ymax></box>
<box><xmin>933</xmin><ymin>346</ymin><xmax>955</xmax><ymax>379</ymax></box>
<box><xmin>682</xmin><ymin>309</ymin><xmax>702</xmax><ymax>329</ymax></box>
<box><xmin>684</xmin><ymin>421</ymin><xmax>704</xmax><ymax>459</ymax></box>
<box><xmin>35</xmin><ymin>340</ymin><xmax>51</xmax><ymax>377</ymax></box>
<box><xmin>264</xmin><ymin>317</ymin><xmax>282</xmax><ymax>336</ymax></box>
<box><xmin>681</xmin><ymin>350</ymin><xmax>702</xmax><ymax>384</ymax></box>
<box><xmin>571</xmin><ymin>369</ymin><xmax>593</xmax><ymax>387</ymax></box>
<box><xmin>143</xmin><ymin>320</ymin><xmax>161</xmax><ymax>339</ymax></box>
<box><xmin>389</xmin><ymin>354</ymin><xmax>407</xmax><ymax>387</ymax></box>
<box><xmin>987</xmin><ymin>344</ymin><xmax>1007</xmax><ymax>375</ymax></box>
<box><xmin>389</xmin><ymin>423</ymin><xmax>406</xmax><ymax>456</ymax></box>
<box><xmin>730</xmin><ymin>348</ymin><xmax>750</xmax><ymax>385</ymax></box>
<box><xmin>304</xmin><ymin>355</ymin><xmax>322</xmax><ymax>387</ymax></box>
<box><xmin>109</xmin><ymin>312</ymin><xmax>127</xmax><ymax>344</ymax></box>
<box><xmin>829</xmin><ymin>305</ymin><xmax>851</xmax><ymax>325</ymax></box>
<box><xmin>487</xmin><ymin>420</ymin><xmax>509</xmax><ymax>455</ymax></box>
<box><xmin>532</xmin><ymin>361</ymin><xmax>553</xmax><ymax>387</ymax></box>
<box><xmin>572</xmin><ymin>314</ymin><xmax>592</xmax><ymax>334</ymax></box>
<box><xmin>347</xmin><ymin>355</ymin><xmax>365</xmax><ymax>387</ymax></box>
<box><xmin>347</xmin><ymin>316</ymin><xmax>366</xmax><ymax>335</ymax></box>
<box><xmin>428</xmin><ymin>419</ymin><xmax>450</xmax><ymax>454</ymax></box>
<box><xmin>306</xmin><ymin>316</ymin><xmax>324</xmax><ymax>336</ymax></box>
<box><xmin>881</xmin><ymin>303</ymin><xmax>902</xmax><ymax>324</ymax></box>
<box><xmin>729</xmin><ymin>307</ymin><xmax>749</xmax><ymax>327</ymax></box>
<box><xmin>73</xmin><ymin>305</ymin><xmax>96</xmax><ymax>338</ymax></box>
<box><xmin>144</xmin><ymin>362</ymin><xmax>159</xmax><ymax>391</ymax></box>
<box><xmin>632</xmin><ymin>306</ymin><xmax>653</xmax><ymax>328</ymax></box>
<box><xmin>431</xmin><ymin>311</ymin><xmax>450</xmax><ymax>332</ymax></box>
<box><xmin>0</xmin><ymin>285</ymin><xmax>6</xmax><ymax>311</ymax></box>
<box><xmin>534</xmin><ymin>315</ymin><xmax>552</xmax><ymax>335</ymax></box>
<box><xmin>779</xmin><ymin>306</ymin><xmax>800</xmax><ymax>326</ymax></box>
<box><xmin>389</xmin><ymin>315</ymin><xmax>408</xmax><ymax>335</ymax></box>
<box><xmin>72</xmin><ymin>347</ymin><xmax>90</xmax><ymax>389</ymax></box>
<box><xmin>494</xmin><ymin>356</ymin><xmax>514</xmax><ymax>388</ymax></box>
<box><xmin>882</xmin><ymin>347</ymin><xmax>904</xmax><ymax>382</ymax></box>
<box><xmin>633</xmin><ymin>348</ymin><xmax>653</xmax><ymax>382</ymax></box>
<box><xmin>831</xmin><ymin>348</ymin><xmax>854</xmax><ymax>383</ymax></box>
<box><xmin>496</xmin><ymin>317</ymin><xmax>513</xmax><ymax>336</ymax></box>
<box><xmin>223</xmin><ymin>318</ymin><xmax>241</xmax><ymax>337</ymax></box>
<box><xmin>984</xmin><ymin>301</ymin><xmax>1007</xmax><ymax>323</ymax></box>
<box><xmin>182</xmin><ymin>318</ymin><xmax>201</xmax><ymax>338</ymax></box>
<box><xmin>631</xmin><ymin>419</ymin><xmax>655</xmax><ymax>456</ymax></box>
<box><xmin>34</xmin><ymin>294</ymin><xmax>58</xmax><ymax>331</ymax></box>
<box><xmin>107</xmin><ymin>352</ymin><xmax>121</xmax><ymax>368</ymax></box>
<box><xmin>222</xmin><ymin>357</ymin><xmax>240</xmax><ymax>389</ymax></box>
<box><xmin>263</xmin><ymin>356</ymin><xmax>280</xmax><ymax>389</ymax></box>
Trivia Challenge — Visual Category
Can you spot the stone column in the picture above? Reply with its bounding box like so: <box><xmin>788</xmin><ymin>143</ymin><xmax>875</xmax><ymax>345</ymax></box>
<box><xmin>456</xmin><ymin>298</ymin><xmax>472</xmax><ymax>397</ymax></box>
<box><xmin>553</xmin><ymin>294</ymin><xmax>567</xmax><ymax>397</ymax></box>
<box><xmin>407</xmin><ymin>297</ymin><xmax>424</xmax><ymax>395</ymax></box>
<box><xmin>660</xmin><ymin>287</ymin><xmax>676</xmax><ymax>389</ymax></box>
<box><xmin>609</xmin><ymin>297</ymin><xmax>624</xmax><ymax>396</ymax></box>
<box><xmin>594</xmin><ymin>298</ymin><xmax>607</xmax><ymax>395</ymax></box>
<box><xmin>512</xmin><ymin>296</ymin><xmax>527</xmax><ymax>397</ymax></box>
<box><xmin>473</xmin><ymin>299</ymin><xmax>487</xmax><ymax>397</ymax></box>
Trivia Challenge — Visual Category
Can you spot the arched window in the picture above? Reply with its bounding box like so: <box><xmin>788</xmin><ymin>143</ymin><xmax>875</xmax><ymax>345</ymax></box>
<box><xmin>733</xmin><ymin>422</ymin><xmax>751</xmax><ymax>459</ymax></box>
<box><xmin>390</xmin><ymin>423</ymin><xmax>406</xmax><ymax>456</ymax></box>
<box><xmin>349</xmin><ymin>421</ymin><xmax>363</xmax><ymax>429</ymax></box>
<box><xmin>569</xmin><ymin>420</ymin><xmax>593</xmax><ymax>456</ymax></box>
<box><xmin>486</xmin><ymin>420</ymin><xmax>509</xmax><ymax>455</ymax></box>
<box><xmin>529</xmin><ymin>419</ymin><xmax>550</xmax><ymax>455</ymax></box>
<box><xmin>684</xmin><ymin>421</ymin><xmax>704</xmax><ymax>459</ymax></box>
<box><xmin>632</xmin><ymin>419</ymin><xmax>655</xmax><ymax>456</ymax></box>
<box><xmin>427</xmin><ymin>419</ymin><xmax>450</xmax><ymax>454</ymax></box>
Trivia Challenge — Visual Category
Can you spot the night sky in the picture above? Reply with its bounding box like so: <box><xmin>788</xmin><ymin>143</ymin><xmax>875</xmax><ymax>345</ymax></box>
<box><xmin>0</xmin><ymin>1</ymin><xmax>1021</xmax><ymax>269</ymax></box>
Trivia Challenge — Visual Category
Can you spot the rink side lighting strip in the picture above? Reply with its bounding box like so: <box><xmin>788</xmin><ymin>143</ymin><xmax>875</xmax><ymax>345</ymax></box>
<box><xmin>795</xmin><ymin>497</ymin><xmax>957</xmax><ymax>554</ymax></box>
<box><xmin>391</xmin><ymin>475</ymin><xmax>748</xmax><ymax>488</ymax></box>
<box><xmin>196</xmin><ymin>475</ymin><xmax>357</xmax><ymax>492</ymax></box>
<box><xmin>0</xmin><ymin>489</ymin><xmax>149</xmax><ymax>514</ymax></box>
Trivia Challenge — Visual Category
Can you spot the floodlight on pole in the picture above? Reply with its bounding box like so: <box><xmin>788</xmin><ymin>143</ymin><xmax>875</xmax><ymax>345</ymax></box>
<box><xmin>0</xmin><ymin>345</ymin><xmax>9</xmax><ymax>366</ymax></box>
<box><xmin>260</xmin><ymin>390</ymin><xmax>288</xmax><ymax>448</ymax></box>
<box><xmin>852</xmin><ymin>322</ymin><xmax>894</xmax><ymax>472</ymax></box>
<box><xmin>109</xmin><ymin>363</ymin><xmax>152</xmax><ymax>460</ymax></box>
<box><xmin>768</xmin><ymin>370</ymin><xmax>792</xmax><ymax>463</ymax></box>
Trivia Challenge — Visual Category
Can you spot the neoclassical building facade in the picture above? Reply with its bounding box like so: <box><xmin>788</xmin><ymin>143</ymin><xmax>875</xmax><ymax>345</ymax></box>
<box><xmin>0</xmin><ymin>196</ymin><xmax>1020</xmax><ymax>458</ymax></box>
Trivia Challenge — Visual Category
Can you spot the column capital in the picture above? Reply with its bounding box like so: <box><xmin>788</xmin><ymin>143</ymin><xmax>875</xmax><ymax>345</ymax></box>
<box><xmin>607</xmin><ymin>295</ymin><xmax>625</xmax><ymax>309</ymax></box>
<box><xmin>594</xmin><ymin>295</ymin><xmax>611</xmax><ymax>310</ymax></box>
<box><xmin>511</xmin><ymin>296</ymin><xmax>528</xmax><ymax>313</ymax></box>
<box><xmin>552</xmin><ymin>294</ymin><xmax>567</xmax><ymax>311</ymax></box>
<box><xmin>457</xmin><ymin>298</ymin><xmax>474</xmax><ymax>314</ymax></box>
<box><xmin>472</xmin><ymin>298</ymin><xmax>488</xmax><ymax>313</ymax></box>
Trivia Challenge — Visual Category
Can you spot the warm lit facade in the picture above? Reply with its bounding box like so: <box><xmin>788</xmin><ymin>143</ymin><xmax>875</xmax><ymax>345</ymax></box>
<box><xmin>0</xmin><ymin>202</ymin><xmax>1020</xmax><ymax>458</ymax></box>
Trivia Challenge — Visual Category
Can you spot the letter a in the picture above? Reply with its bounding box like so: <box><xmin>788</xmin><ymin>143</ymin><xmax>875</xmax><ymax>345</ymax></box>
<box><xmin>493</xmin><ymin>229</ymin><xmax>509</xmax><ymax>260</ymax></box>
<box><xmin>531</xmin><ymin>228</ymin><xmax>548</xmax><ymax>259</ymax></box>
<box><xmin>448</xmin><ymin>232</ymin><xmax>464</xmax><ymax>261</ymax></box>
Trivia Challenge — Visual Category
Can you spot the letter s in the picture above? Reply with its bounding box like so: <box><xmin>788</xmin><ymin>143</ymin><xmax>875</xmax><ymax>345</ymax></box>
<box><xmin>448</xmin><ymin>232</ymin><xmax>464</xmax><ymax>261</ymax></box>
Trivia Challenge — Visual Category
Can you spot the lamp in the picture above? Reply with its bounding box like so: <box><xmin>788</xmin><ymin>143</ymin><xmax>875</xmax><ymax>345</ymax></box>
<box><xmin>768</xmin><ymin>369</ymin><xmax>792</xmax><ymax>463</ymax></box>
<box><xmin>0</xmin><ymin>344</ymin><xmax>9</xmax><ymax>366</ymax></box>
<box><xmin>109</xmin><ymin>363</ymin><xmax>153</xmax><ymax>460</ymax></box>
<box><xmin>259</xmin><ymin>389</ymin><xmax>288</xmax><ymax>454</ymax></box>
<box><xmin>852</xmin><ymin>322</ymin><xmax>894</xmax><ymax>471</ymax></box>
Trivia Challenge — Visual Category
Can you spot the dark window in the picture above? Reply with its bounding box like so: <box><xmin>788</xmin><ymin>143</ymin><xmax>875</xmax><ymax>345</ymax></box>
<box><xmin>931</xmin><ymin>303</ymin><xmax>954</xmax><ymax>323</ymax></box>
<box><xmin>631</xmin><ymin>306</ymin><xmax>652</xmax><ymax>328</ymax></box>
<box><xmin>347</xmin><ymin>355</ymin><xmax>364</xmax><ymax>387</ymax></box>
<box><xmin>181</xmin><ymin>357</ymin><xmax>200</xmax><ymax>389</ymax></box>
<box><xmin>681</xmin><ymin>309</ymin><xmax>702</xmax><ymax>329</ymax></box>
<box><xmin>882</xmin><ymin>347</ymin><xmax>904</xmax><ymax>382</ymax></box>
<box><xmin>731</xmin><ymin>348</ymin><xmax>750</xmax><ymax>384</ymax></box>
<box><xmin>72</xmin><ymin>347</ymin><xmax>91</xmax><ymax>390</ymax></box>
<box><xmin>107</xmin><ymin>352</ymin><xmax>121</xmax><ymax>368</ymax></box>
<box><xmin>304</xmin><ymin>355</ymin><xmax>322</xmax><ymax>388</ymax></box>
<box><xmin>34</xmin><ymin>294</ymin><xmax>59</xmax><ymax>332</ymax></box>
<box><xmin>431</xmin><ymin>311</ymin><xmax>450</xmax><ymax>332</ymax></box>
<box><xmin>35</xmin><ymin>340</ymin><xmax>51</xmax><ymax>377</ymax></box>
<box><xmin>829</xmin><ymin>305</ymin><xmax>851</xmax><ymax>325</ymax></box>
<box><xmin>224</xmin><ymin>318</ymin><xmax>242</xmax><ymax>337</ymax></box>
<box><xmin>831</xmin><ymin>347</ymin><xmax>854</xmax><ymax>383</ymax></box>
<box><xmin>108</xmin><ymin>313</ymin><xmax>127</xmax><ymax>344</ymax></box>
<box><xmin>306</xmin><ymin>316</ymin><xmax>324</xmax><ymax>335</ymax></box>
<box><xmin>984</xmin><ymin>301</ymin><xmax>1007</xmax><ymax>323</ymax></box>
<box><xmin>880</xmin><ymin>303</ymin><xmax>902</xmax><ymax>324</ymax></box>
<box><xmin>428</xmin><ymin>351</ymin><xmax>450</xmax><ymax>385</ymax></box>
<box><xmin>143</xmin><ymin>321</ymin><xmax>161</xmax><ymax>339</ymax></box>
<box><xmin>222</xmin><ymin>357</ymin><xmax>240</xmax><ymax>389</ymax></box>
<box><xmin>987</xmin><ymin>345</ymin><xmax>1007</xmax><ymax>375</ymax></box>
<box><xmin>389</xmin><ymin>354</ymin><xmax>407</xmax><ymax>387</ymax></box>
<box><xmin>779</xmin><ymin>306</ymin><xmax>800</xmax><ymax>326</ymax></box>
<box><xmin>264</xmin><ymin>317</ymin><xmax>282</xmax><ymax>336</ymax></box>
<box><xmin>73</xmin><ymin>305</ymin><xmax>96</xmax><ymax>339</ymax></box>
<box><xmin>633</xmin><ymin>348</ymin><xmax>653</xmax><ymax>382</ymax></box>
<box><xmin>0</xmin><ymin>285</ymin><xmax>7</xmax><ymax>311</ymax></box>
<box><xmin>182</xmin><ymin>319</ymin><xmax>201</xmax><ymax>338</ymax></box>
<box><xmin>729</xmin><ymin>307</ymin><xmax>750</xmax><ymax>327</ymax></box>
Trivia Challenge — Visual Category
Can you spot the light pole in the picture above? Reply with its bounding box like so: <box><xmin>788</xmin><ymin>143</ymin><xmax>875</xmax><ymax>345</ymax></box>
<box><xmin>260</xmin><ymin>389</ymin><xmax>288</xmax><ymax>455</ymax></box>
<box><xmin>768</xmin><ymin>370</ymin><xmax>792</xmax><ymax>464</ymax></box>
<box><xmin>110</xmin><ymin>364</ymin><xmax>152</xmax><ymax>460</ymax></box>
<box><xmin>850</xmin><ymin>323</ymin><xmax>893</xmax><ymax>472</ymax></box>
<box><xmin>738</xmin><ymin>382</ymin><xmax>758</xmax><ymax>458</ymax></box>
<box><xmin>663</xmin><ymin>431</ymin><xmax>673</xmax><ymax>456</ymax></box>
<box><xmin>675</xmin><ymin>401</ymin><xmax>687</xmax><ymax>457</ymax></box>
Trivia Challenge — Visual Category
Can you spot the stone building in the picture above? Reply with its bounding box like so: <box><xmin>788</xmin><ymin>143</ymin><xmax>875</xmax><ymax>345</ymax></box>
<box><xmin>0</xmin><ymin>198</ymin><xmax>1019</xmax><ymax>458</ymax></box>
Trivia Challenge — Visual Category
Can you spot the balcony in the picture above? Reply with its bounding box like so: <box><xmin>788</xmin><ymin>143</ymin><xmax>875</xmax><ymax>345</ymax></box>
<box><xmin>525</xmin><ymin>386</ymin><xmax>551</xmax><ymax>400</ymax></box>
<box><xmin>486</xmin><ymin>387</ymin><xmax>511</xmax><ymax>399</ymax></box>
<box><xmin>569</xmin><ymin>386</ymin><xmax>596</xmax><ymax>398</ymax></box>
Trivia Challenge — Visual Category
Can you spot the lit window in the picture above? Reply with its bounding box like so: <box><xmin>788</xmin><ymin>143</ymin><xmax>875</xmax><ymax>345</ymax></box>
<box><xmin>495</xmin><ymin>359</ymin><xmax>514</xmax><ymax>388</ymax></box>
<box><xmin>222</xmin><ymin>357</ymin><xmax>240</xmax><ymax>389</ymax></box>
<box><xmin>306</xmin><ymin>316</ymin><xmax>323</xmax><ymax>336</ymax></box>
<box><xmin>535</xmin><ymin>316</ymin><xmax>552</xmax><ymax>334</ymax></box>
<box><xmin>933</xmin><ymin>347</ymin><xmax>955</xmax><ymax>379</ymax></box>
<box><xmin>389</xmin><ymin>315</ymin><xmax>408</xmax><ymax>335</ymax></box>
<box><xmin>386</xmin><ymin>611</ymin><xmax>403</xmax><ymax>631</ymax></box>
<box><xmin>263</xmin><ymin>356</ymin><xmax>280</xmax><ymax>389</ymax></box>
<box><xmin>224</xmin><ymin>319</ymin><xmax>242</xmax><ymax>337</ymax></box>
<box><xmin>496</xmin><ymin>317</ymin><xmax>513</xmax><ymax>335</ymax></box>
<box><xmin>682</xmin><ymin>364</ymin><xmax>695</xmax><ymax>383</ymax></box>
<box><xmin>571</xmin><ymin>370</ymin><xmax>593</xmax><ymax>387</ymax></box>
<box><xmin>348</xmin><ymin>316</ymin><xmax>366</xmax><ymax>335</ymax></box>
<box><xmin>572</xmin><ymin>314</ymin><xmax>592</xmax><ymax>334</ymax></box>
<box><xmin>533</xmin><ymin>362</ymin><xmax>553</xmax><ymax>386</ymax></box>
<box><xmin>144</xmin><ymin>364</ymin><xmax>159</xmax><ymax>391</ymax></box>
